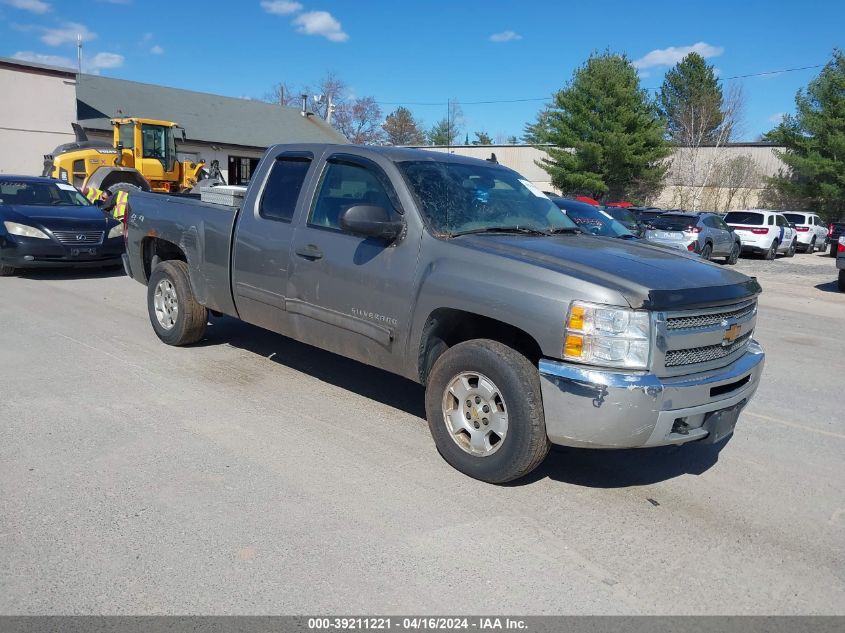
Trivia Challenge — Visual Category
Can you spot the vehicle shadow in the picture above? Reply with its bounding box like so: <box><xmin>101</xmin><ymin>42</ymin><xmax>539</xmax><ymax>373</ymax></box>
<box><xmin>16</xmin><ymin>265</ymin><xmax>125</xmax><ymax>281</ymax></box>
<box><xmin>814</xmin><ymin>280</ymin><xmax>842</xmax><ymax>294</ymax></box>
<box><xmin>203</xmin><ymin>316</ymin><xmax>729</xmax><ymax>488</ymax></box>
<box><xmin>510</xmin><ymin>440</ymin><xmax>730</xmax><ymax>488</ymax></box>
<box><xmin>203</xmin><ymin>316</ymin><xmax>427</xmax><ymax>418</ymax></box>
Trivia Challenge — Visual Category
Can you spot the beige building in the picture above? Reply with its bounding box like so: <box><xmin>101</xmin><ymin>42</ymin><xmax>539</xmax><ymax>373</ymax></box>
<box><xmin>0</xmin><ymin>56</ymin><xmax>346</xmax><ymax>184</ymax></box>
<box><xmin>0</xmin><ymin>58</ymin><xmax>77</xmax><ymax>175</ymax></box>
<box><xmin>419</xmin><ymin>143</ymin><xmax>787</xmax><ymax>211</ymax></box>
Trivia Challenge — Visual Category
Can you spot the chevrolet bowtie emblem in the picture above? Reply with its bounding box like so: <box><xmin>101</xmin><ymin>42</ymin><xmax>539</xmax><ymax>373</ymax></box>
<box><xmin>722</xmin><ymin>323</ymin><xmax>742</xmax><ymax>345</ymax></box>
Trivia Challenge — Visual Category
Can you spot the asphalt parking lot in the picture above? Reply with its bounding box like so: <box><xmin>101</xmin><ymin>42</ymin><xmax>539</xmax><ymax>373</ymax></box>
<box><xmin>1</xmin><ymin>251</ymin><xmax>843</xmax><ymax>615</ymax></box>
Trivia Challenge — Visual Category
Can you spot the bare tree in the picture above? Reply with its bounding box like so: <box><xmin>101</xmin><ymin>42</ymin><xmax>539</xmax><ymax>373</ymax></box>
<box><xmin>712</xmin><ymin>154</ymin><xmax>762</xmax><ymax>210</ymax></box>
<box><xmin>334</xmin><ymin>97</ymin><xmax>386</xmax><ymax>145</ymax></box>
<box><xmin>263</xmin><ymin>81</ymin><xmax>300</xmax><ymax>107</ymax></box>
<box><xmin>669</xmin><ymin>84</ymin><xmax>745</xmax><ymax>210</ymax></box>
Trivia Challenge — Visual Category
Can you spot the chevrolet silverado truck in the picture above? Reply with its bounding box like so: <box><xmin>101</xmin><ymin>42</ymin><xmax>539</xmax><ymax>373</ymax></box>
<box><xmin>122</xmin><ymin>144</ymin><xmax>765</xmax><ymax>483</ymax></box>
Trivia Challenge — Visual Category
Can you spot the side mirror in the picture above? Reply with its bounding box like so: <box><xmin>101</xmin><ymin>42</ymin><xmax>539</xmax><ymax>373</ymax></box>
<box><xmin>339</xmin><ymin>205</ymin><xmax>403</xmax><ymax>241</ymax></box>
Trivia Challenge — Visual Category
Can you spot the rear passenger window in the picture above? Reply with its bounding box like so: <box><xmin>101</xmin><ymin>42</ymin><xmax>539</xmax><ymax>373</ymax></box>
<box><xmin>309</xmin><ymin>161</ymin><xmax>394</xmax><ymax>231</ymax></box>
<box><xmin>259</xmin><ymin>157</ymin><xmax>312</xmax><ymax>222</ymax></box>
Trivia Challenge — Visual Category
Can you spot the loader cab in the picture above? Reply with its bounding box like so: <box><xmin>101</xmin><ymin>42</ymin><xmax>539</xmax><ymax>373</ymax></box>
<box><xmin>112</xmin><ymin>118</ymin><xmax>181</xmax><ymax>191</ymax></box>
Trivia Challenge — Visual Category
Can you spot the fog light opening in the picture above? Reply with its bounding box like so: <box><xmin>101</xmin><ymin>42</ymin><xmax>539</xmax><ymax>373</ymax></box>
<box><xmin>672</xmin><ymin>418</ymin><xmax>690</xmax><ymax>435</ymax></box>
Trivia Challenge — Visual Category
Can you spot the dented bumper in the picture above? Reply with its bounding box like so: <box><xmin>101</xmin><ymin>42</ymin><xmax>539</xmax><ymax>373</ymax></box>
<box><xmin>538</xmin><ymin>341</ymin><xmax>765</xmax><ymax>448</ymax></box>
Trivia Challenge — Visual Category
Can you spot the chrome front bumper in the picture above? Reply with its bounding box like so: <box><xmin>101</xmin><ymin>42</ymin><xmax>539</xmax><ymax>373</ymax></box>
<box><xmin>538</xmin><ymin>341</ymin><xmax>765</xmax><ymax>448</ymax></box>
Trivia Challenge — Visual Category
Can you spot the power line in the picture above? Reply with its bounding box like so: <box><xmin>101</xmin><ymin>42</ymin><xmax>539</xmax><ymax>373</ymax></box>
<box><xmin>374</xmin><ymin>62</ymin><xmax>826</xmax><ymax>108</ymax></box>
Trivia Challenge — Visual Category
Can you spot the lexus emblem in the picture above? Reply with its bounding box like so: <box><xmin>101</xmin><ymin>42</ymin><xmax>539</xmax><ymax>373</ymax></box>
<box><xmin>76</xmin><ymin>234</ymin><xmax>85</xmax><ymax>241</ymax></box>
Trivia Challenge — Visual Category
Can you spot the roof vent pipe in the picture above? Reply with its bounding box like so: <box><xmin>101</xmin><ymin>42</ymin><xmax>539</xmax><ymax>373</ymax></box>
<box><xmin>301</xmin><ymin>94</ymin><xmax>309</xmax><ymax>117</ymax></box>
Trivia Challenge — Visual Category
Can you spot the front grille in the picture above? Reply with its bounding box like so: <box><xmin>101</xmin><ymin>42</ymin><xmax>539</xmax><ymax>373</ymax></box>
<box><xmin>666</xmin><ymin>301</ymin><xmax>756</xmax><ymax>330</ymax></box>
<box><xmin>665</xmin><ymin>332</ymin><xmax>753</xmax><ymax>367</ymax></box>
<box><xmin>51</xmin><ymin>230</ymin><xmax>104</xmax><ymax>245</ymax></box>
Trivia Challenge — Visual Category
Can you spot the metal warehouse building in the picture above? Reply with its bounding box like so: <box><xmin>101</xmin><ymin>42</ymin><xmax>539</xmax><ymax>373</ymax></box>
<box><xmin>0</xmin><ymin>57</ymin><xmax>346</xmax><ymax>183</ymax></box>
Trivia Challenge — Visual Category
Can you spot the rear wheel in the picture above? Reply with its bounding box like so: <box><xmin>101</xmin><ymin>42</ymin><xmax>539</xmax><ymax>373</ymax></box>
<box><xmin>726</xmin><ymin>241</ymin><xmax>740</xmax><ymax>265</ymax></box>
<box><xmin>764</xmin><ymin>240</ymin><xmax>778</xmax><ymax>260</ymax></box>
<box><xmin>146</xmin><ymin>260</ymin><xmax>208</xmax><ymax>346</ymax></box>
<box><xmin>805</xmin><ymin>237</ymin><xmax>816</xmax><ymax>253</ymax></box>
<box><xmin>700</xmin><ymin>243</ymin><xmax>712</xmax><ymax>260</ymax></box>
<box><xmin>0</xmin><ymin>264</ymin><xmax>15</xmax><ymax>277</ymax></box>
<box><xmin>425</xmin><ymin>339</ymin><xmax>549</xmax><ymax>484</ymax></box>
<box><xmin>839</xmin><ymin>270</ymin><xmax>845</xmax><ymax>292</ymax></box>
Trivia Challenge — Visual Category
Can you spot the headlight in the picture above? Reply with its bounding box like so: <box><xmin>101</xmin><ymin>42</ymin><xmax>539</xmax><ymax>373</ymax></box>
<box><xmin>563</xmin><ymin>301</ymin><xmax>651</xmax><ymax>369</ymax></box>
<box><xmin>3</xmin><ymin>221</ymin><xmax>49</xmax><ymax>239</ymax></box>
<box><xmin>107</xmin><ymin>223</ymin><xmax>123</xmax><ymax>239</ymax></box>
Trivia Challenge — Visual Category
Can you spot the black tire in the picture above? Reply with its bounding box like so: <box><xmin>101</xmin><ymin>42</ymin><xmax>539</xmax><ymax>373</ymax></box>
<box><xmin>700</xmin><ymin>243</ymin><xmax>712</xmax><ymax>261</ymax></box>
<box><xmin>0</xmin><ymin>264</ymin><xmax>15</xmax><ymax>277</ymax></box>
<box><xmin>101</xmin><ymin>183</ymin><xmax>141</xmax><ymax>213</ymax></box>
<box><xmin>785</xmin><ymin>239</ymin><xmax>796</xmax><ymax>257</ymax></box>
<box><xmin>146</xmin><ymin>260</ymin><xmax>208</xmax><ymax>346</ymax></box>
<box><xmin>805</xmin><ymin>238</ymin><xmax>816</xmax><ymax>253</ymax></box>
<box><xmin>839</xmin><ymin>270</ymin><xmax>845</xmax><ymax>292</ymax></box>
<box><xmin>425</xmin><ymin>339</ymin><xmax>550</xmax><ymax>484</ymax></box>
<box><xmin>831</xmin><ymin>244</ymin><xmax>839</xmax><ymax>258</ymax></box>
<box><xmin>726</xmin><ymin>241</ymin><xmax>740</xmax><ymax>265</ymax></box>
<box><xmin>764</xmin><ymin>240</ymin><xmax>778</xmax><ymax>260</ymax></box>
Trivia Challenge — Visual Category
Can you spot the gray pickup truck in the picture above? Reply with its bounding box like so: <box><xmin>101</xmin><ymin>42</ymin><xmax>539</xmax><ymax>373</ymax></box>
<box><xmin>122</xmin><ymin>144</ymin><xmax>765</xmax><ymax>483</ymax></box>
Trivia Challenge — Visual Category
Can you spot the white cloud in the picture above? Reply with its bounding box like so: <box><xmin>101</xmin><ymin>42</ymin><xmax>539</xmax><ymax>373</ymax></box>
<box><xmin>142</xmin><ymin>32</ymin><xmax>153</xmax><ymax>42</ymax></box>
<box><xmin>12</xmin><ymin>50</ymin><xmax>73</xmax><ymax>68</ymax></box>
<box><xmin>86</xmin><ymin>51</ymin><xmax>123</xmax><ymax>72</ymax></box>
<box><xmin>293</xmin><ymin>10</ymin><xmax>348</xmax><ymax>42</ymax></box>
<box><xmin>768</xmin><ymin>112</ymin><xmax>786</xmax><ymax>124</ymax></box>
<box><xmin>2</xmin><ymin>0</ymin><xmax>51</xmax><ymax>13</ymax></box>
<box><xmin>40</xmin><ymin>22</ymin><xmax>96</xmax><ymax>46</ymax></box>
<box><xmin>489</xmin><ymin>30</ymin><xmax>522</xmax><ymax>43</ymax></box>
<box><xmin>633</xmin><ymin>41</ymin><xmax>724</xmax><ymax>69</ymax></box>
<box><xmin>260</xmin><ymin>0</ymin><xmax>302</xmax><ymax>14</ymax></box>
<box><xmin>150</xmin><ymin>44</ymin><xmax>164</xmax><ymax>55</ymax></box>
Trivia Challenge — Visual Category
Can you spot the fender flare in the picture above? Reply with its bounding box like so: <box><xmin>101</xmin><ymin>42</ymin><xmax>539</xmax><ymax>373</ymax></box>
<box><xmin>87</xmin><ymin>167</ymin><xmax>151</xmax><ymax>193</ymax></box>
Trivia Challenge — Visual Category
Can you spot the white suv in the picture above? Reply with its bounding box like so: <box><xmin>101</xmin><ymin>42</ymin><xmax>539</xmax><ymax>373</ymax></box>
<box><xmin>724</xmin><ymin>210</ymin><xmax>798</xmax><ymax>260</ymax></box>
<box><xmin>782</xmin><ymin>211</ymin><xmax>828</xmax><ymax>253</ymax></box>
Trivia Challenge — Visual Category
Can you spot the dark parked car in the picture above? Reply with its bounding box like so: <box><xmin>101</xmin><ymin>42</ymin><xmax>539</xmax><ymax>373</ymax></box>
<box><xmin>828</xmin><ymin>221</ymin><xmax>845</xmax><ymax>257</ymax></box>
<box><xmin>631</xmin><ymin>207</ymin><xmax>666</xmax><ymax>226</ymax></box>
<box><xmin>0</xmin><ymin>176</ymin><xmax>124</xmax><ymax>276</ymax></box>
<box><xmin>550</xmin><ymin>198</ymin><xmax>637</xmax><ymax>239</ymax></box>
<box><xmin>601</xmin><ymin>205</ymin><xmax>644</xmax><ymax>236</ymax></box>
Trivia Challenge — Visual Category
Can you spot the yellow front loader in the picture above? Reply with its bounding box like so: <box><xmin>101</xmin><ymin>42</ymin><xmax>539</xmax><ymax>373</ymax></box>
<box><xmin>43</xmin><ymin>118</ymin><xmax>222</xmax><ymax>198</ymax></box>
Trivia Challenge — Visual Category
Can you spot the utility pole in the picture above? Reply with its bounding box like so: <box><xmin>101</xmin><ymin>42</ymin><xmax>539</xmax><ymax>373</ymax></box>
<box><xmin>446</xmin><ymin>98</ymin><xmax>451</xmax><ymax>152</ymax></box>
<box><xmin>76</xmin><ymin>33</ymin><xmax>82</xmax><ymax>74</ymax></box>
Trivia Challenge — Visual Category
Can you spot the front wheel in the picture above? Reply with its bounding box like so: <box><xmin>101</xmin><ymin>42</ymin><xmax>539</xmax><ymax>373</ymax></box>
<box><xmin>425</xmin><ymin>339</ymin><xmax>550</xmax><ymax>484</ymax></box>
<box><xmin>0</xmin><ymin>264</ymin><xmax>15</xmax><ymax>277</ymax></box>
<box><xmin>146</xmin><ymin>260</ymin><xmax>208</xmax><ymax>346</ymax></box>
<box><xmin>726</xmin><ymin>241</ymin><xmax>740</xmax><ymax>265</ymax></box>
<box><xmin>785</xmin><ymin>239</ymin><xmax>796</xmax><ymax>257</ymax></box>
<box><xmin>764</xmin><ymin>240</ymin><xmax>778</xmax><ymax>260</ymax></box>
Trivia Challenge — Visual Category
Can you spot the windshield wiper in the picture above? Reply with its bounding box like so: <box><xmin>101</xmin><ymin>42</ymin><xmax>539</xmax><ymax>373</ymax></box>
<box><xmin>449</xmin><ymin>226</ymin><xmax>552</xmax><ymax>237</ymax></box>
<box><xmin>545</xmin><ymin>226</ymin><xmax>582</xmax><ymax>235</ymax></box>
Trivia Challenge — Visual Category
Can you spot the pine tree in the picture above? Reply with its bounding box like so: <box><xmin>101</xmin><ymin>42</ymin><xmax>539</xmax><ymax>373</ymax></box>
<box><xmin>658</xmin><ymin>52</ymin><xmax>724</xmax><ymax>143</ymax></box>
<box><xmin>528</xmin><ymin>51</ymin><xmax>670</xmax><ymax>200</ymax></box>
<box><xmin>382</xmin><ymin>107</ymin><xmax>426</xmax><ymax>145</ymax></box>
<box><xmin>764</xmin><ymin>50</ymin><xmax>845</xmax><ymax>218</ymax></box>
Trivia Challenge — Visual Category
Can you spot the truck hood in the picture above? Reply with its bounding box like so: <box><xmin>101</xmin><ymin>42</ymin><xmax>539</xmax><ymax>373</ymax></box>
<box><xmin>452</xmin><ymin>233</ymin><xmax>761</xmax><ymax>310</ymax></box>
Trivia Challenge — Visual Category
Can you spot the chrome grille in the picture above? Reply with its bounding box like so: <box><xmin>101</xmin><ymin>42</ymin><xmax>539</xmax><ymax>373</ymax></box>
<box><xmin>665</xmin><ymin>332</ymin><xmax>753</xmax><ymax>367</ymax></box>
<box><xmin>666</xmin><ymin>301</ymin><xmax>756</xmax><ymax>330</ymax></box>
<box><xmin>51</xmin><ymin>230</ymin><xmax>104</xmax><ymax>245</ymax></box>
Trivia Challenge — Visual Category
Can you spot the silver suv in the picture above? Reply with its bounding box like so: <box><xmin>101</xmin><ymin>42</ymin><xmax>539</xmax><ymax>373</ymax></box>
<box><xmin>645</xmin><ymin>212</ymin><xmax>741</xmax><ymax>263</ymax></box>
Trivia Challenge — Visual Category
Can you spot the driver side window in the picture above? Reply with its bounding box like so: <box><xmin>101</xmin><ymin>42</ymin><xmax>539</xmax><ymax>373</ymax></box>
<box><xmin>309</xmin><ymin>161</ymin><xmax>393</xmax><ymax>232</ymax></box>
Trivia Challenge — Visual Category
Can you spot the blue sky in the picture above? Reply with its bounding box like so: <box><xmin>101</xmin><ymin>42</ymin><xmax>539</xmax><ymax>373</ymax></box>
<box><xmin>2</xmin><ymin>0</ymin><xmax>842</xmax><ymax>142</ymax></box>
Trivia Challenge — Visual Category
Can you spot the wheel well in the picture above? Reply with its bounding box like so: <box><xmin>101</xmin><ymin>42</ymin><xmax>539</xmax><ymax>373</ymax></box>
<box><xmin>99</xmin><ymin>170</ymin><xmax>150</xmax><ymax>192</ymax></box>
<box><xmin>142</xmin><ymin>237</ymin><xmax>186</xmax><ymax>281</ymax></box>
<box><xmin>418</xmin><ymin>308</ymin><xmax>543</xmax><ymax>384</ymax></box>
